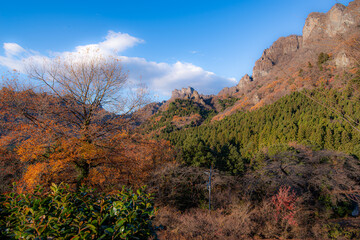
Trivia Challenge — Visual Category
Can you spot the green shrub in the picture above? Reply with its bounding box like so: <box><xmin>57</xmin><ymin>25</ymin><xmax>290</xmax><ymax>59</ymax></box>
<box><xmin>326</xmin><ymin>223</ymin><xmax>360</xmax><ymax>239</ymax></box>
<box><xmin>0</xmin><ymin>183</ymin><xmax>156</xmax><ymax>239</ymax></box>
<box><xmin>317</xmin><ymin>52</ymin><xmax>330</xmax><ymax>66</ymax></box>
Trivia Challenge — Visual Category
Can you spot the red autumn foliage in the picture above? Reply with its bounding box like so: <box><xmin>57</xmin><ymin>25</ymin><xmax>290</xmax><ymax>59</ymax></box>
<box><xmin>271</xmin><ymin>185</ymin><xmax>300</xmax><ymax>226</ymax></box>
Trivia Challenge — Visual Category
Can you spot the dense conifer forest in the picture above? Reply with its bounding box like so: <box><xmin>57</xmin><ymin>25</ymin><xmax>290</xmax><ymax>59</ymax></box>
<box><xmin>148</xmin><ymin>87</ymin><xmax>360</xmax><ymax>173</ymax></box>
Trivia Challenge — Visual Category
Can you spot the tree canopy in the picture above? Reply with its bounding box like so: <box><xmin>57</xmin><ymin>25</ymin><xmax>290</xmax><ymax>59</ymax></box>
<box><xmin>0</xmin><ymin>51</ymin><xmax>169</xmax><ymax>191</ymax></box>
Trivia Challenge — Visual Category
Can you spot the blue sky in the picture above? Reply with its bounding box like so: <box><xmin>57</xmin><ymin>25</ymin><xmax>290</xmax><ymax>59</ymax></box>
<box><xmin>0</xmin><ymin>0</ymin><xmax>352</xmax><ymax>100</ymax></box>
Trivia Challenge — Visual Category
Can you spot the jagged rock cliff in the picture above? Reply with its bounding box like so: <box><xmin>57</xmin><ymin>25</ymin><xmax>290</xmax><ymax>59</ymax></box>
<box><xmin>218</xmin><ymin>74</ymin><xmax>253</xmax><ymax>96</ymax></box>
<box><xmin>237</xmin><ymin>74</ymin><xmax>253</xmax><ymax>88</ymax></box>
<box><xmin>253</xmin><ymin>35</ymin><xmax>303</xmax><ymax>79</ymax></box>
<box><xmin>213</xmin><ymin>0</ymin><xmax>360</xmax><ymax>120</ymax></box>
<box><xmin>251</xmin><ymin>1</ymin><xmax>360</xmax><ymax>83</ymax></box>
<box><xmin>165</xmin><ymin>86</ymin><xmax>216</xmax><ymax>110</ymax></box>
<box><xmin>171</xmin><ymin>87</ymin><xmax>203</xmax><ymax>101</ymax></box>
<box><xmin>303</xmin><ymin>3</ymin><xmax>359</xmax><ymax>45</ymax></box>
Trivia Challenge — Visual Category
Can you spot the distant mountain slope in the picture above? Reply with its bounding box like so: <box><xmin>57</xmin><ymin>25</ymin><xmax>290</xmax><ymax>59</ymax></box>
<box><xmin>214</xmin><ymin>0</ymin><xmax>360</xmax><ymax>119</ymax></box>
<box><xmin>159</xmin><ymin>88</ymin><xmax>360</xmax><ymax>173</ymax></box>
<box><xmin>140</xmin><ymin>0</ymin><xmax>360</xmax><ymax>132</ymax></box>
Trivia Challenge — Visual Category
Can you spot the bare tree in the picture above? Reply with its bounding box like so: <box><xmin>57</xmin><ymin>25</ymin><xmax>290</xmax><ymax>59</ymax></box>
<box><xmin>2</xmin><ymin>49</ymin><xmax>149</xmax><ymax>189</ymax></box>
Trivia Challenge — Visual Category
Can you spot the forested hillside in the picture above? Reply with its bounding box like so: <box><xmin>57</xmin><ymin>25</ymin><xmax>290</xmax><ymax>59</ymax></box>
<box><xmin>149</xmin><ymin>85</ymin><xmax>359</xmax><ymax>172</ymax></box>
<box><xmin>2</xmin><ymin>0</ymin><xmax>360</xmax><ymax>239</ymax></box>
<box><xmin>144</xmin><ymin>79</ymin><xmax>360</xmax><ymax>239</ymax></box>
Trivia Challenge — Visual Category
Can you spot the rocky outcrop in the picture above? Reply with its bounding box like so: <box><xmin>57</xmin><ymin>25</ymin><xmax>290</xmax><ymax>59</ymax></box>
<box><xmin>170</xmin><ymin>86</ymin><xmax>212</xmax><ymax>107</ymax></box>
<box><xmin>237</xmin><ymin>74</ymin><xmax>253</xmax><ymax>88</ymax></box>
<box><xmin>253</xmin><ymin>35</ymin><xmax>302</xmax><ymax>80</ymax></box>
<box><xmin>171</xmin><ymin>87</ymin><xmax>201</xmax><ymax>100</ymax></box>
<box><xmin>303</xmin><ymin>3</ymin><xmax>358</xmax><ymax>46</ymax></box>
<box><xmin>252</xmin><ymin>0</ymin><xmax>360</xmax><ymax>81</ymax></box>
<box><xmin>213</xmin><ymin>0</ymin><xmax>360</xmax><ymax>120</ymax></box>
<box><xmin>334</xmin><ymin>51</ymin><xmax>351</xmax><ymax>68</ymax></box>
<box><xmin>218</xmin><ymin>74</ymin><xmax>253</xmax><ymax>97</ymax></box>
<box><xmin>217</xmin><ymin>86</ymin><xmax>238</xmax><ymax>97</ymax></box>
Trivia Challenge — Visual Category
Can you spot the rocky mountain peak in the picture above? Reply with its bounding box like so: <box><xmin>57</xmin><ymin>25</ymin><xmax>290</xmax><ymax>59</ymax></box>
<box><xmin>171</xmin><ymin>86</ymin><xmax>199</xmax><ymax>100</ymax></box>
<box><xmin>213</xmin><ymin>0</ymin><xmax>360</xmax><ymax>120</ymax></box>
<box><xmin>217</xmin><ymin>74</ymin><xmax>253</xmax><ymax>97</ymax></box>
<box><xmin>253</xmin><ymin>35</ymin><xmax>302</xmax><ymax>80</ymax></box>
<box><xmin>303</xmin><ymin>1</ymin><xmax>358</xmax><ymax>45</ymax></box>
<box><xmin>237</xmin><ymin>74</ymin><xmax>253</xmax><ymax>88</ymax></box>
<box><xmin>169</xmin><ymin>86</ymin><xmax>210</xmax><ymax>106</ymax></box>
<box><xmin>252</xmin><ymin>0</ymin><xmax>360</xmax><ymax>81</ymax></box>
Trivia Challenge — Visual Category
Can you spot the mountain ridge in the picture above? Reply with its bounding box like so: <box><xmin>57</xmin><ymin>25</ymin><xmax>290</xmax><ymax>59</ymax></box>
<box><xmin>142</xmin><ymin>0</ymin><xmax>360</xmax><ymax>123</ymax></box>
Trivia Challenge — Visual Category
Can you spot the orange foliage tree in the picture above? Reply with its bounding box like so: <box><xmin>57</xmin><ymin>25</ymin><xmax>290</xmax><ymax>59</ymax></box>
<box><xmin>1</xmin><ymin>51</ymin><xmax>170</xmax><ymax>191</ymax></box>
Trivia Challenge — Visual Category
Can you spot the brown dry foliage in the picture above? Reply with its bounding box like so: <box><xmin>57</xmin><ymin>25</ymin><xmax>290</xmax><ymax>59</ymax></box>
<box><xmin>150</xmin><ymin>145</ymin><xmax>360</xmax><ymax>239</ymax></box>
<box><xmin>0</xmin><ymin>53</ymin><xmax>174</xmax><ymax>192</ymax></box>
<box><xmin>0</xmin><ymin>148</ymin><xmax>24</xmax><ymax>194</ymax></box>
<box><xmin>154</xmin><ymin>205</ymin><xmax>252</xmax><ymax>240</ymax></box>
<box><xmin>154</xmin><ymin>199</ymin><xmax>323</xmax><ymax>240</ymax></box>
<box><xmin>148</xmin><ymin>162</ymin><xmax>241</xmax><ymax>211</ymax></box>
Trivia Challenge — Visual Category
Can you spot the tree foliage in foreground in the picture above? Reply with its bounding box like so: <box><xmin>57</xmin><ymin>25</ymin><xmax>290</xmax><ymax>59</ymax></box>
<box><xmin>0</xmin><ymin>50</ymin><xmax>176</xmax><ymax>192</ymax></box>
<box><xmin>0</xmin><ymin>183</ymin><xmax>156</xmax><ymax>239</ymax></box>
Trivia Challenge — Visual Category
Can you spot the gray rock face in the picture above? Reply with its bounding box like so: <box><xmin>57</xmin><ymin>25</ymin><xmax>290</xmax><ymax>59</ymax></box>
<box><xmin>217</xmin><ymin>74</ymin><xmax>253</xmax><ymax>97</ymax></box>
<box><xmin>252</xmin><ymin>94</ymin><xmax>260</xmax><ymax>104</ymax></box>
<box><xmin>252</xmin><ymin>0</ymin><xmax>360</xmax><ymax>80</ymax></box>
<box><xmin>213</xmin><ymin>0</ymin><xmax>360</xmax><ymax>118</ymax></box>
<box><xmin>303</xmin><ymin>2</ymin><xmax>359</xmax><ymax>46</ymax></box>
<box><xmin>335</xmin><ymin>51</ymin><xmax>351</xmax><ymax>68</ymax></box>
<box><xmin>171</xmin><ymin>87</ymin><xmax>200</xmax><ymax>100</ymax></box>
<box><xmin>217</xmin><ymin>86</ymin><xmax>238</xmax><ymax>97</ymax></box>
<box><xmin>253</xmin><ymin>35</ymin><xmax>302</xmax><ymax>80</ymax></box>
<box><xmin>237</xmin><ymin>74</ymin><xmax>253</xmax><ymax>88</ymax></box>
<box><xmin>170</xmin><ymin>86</ymin><xmax>207</xmax><ymax>105</ymax></box>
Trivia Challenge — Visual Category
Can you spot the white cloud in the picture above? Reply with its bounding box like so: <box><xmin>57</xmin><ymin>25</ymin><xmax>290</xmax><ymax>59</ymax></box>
<box><xmin>100</xmin><ymin>31</ymin><xmax>144</xmax><ymax>53</ymax></box>
<box><xmin>73</xmin><ymin>31</ymin><xmax>144</xmax><ymax>55</ymax></box>
<box><xmin>119</xmin><ymin>57</ymin><xmax>236</xmax><ymax>96</ymax></box>
<box><xmin>4</xmin><ymin>43</ymin><xmax>26</xmax><ymax>57</ymax></box>
<box><xmin>0</xmin><ymin>31</ymin><xmax>236</xmax><ymax>99</ymax></box>
<box><xmin>0</xmin><ymin>43</ymin><xmax>29</xmax><ymax>71</ymax></box>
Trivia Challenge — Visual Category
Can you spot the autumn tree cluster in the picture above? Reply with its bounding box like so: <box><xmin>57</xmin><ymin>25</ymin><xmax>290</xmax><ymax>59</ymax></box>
<box><xmin>0</xmin><ymin>51</ymin><xmax>173</xmax><ymax>192</ymax></box>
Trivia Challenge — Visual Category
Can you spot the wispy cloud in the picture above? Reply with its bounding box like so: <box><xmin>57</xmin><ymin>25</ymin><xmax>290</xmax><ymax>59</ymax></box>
<box><xmin>4</xmin><ymin>43</ymin><xmax>26</xmax><ymax>57</ymax></box>
<box><xmin>0</xmin><ymin>31</ymin><xmax>236</xmax><ymax>98</ymax></box>
<box><xmin>72</xmin><ymin>31</ymin><xmax>145</xmax><ymax>55</ymax></box>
